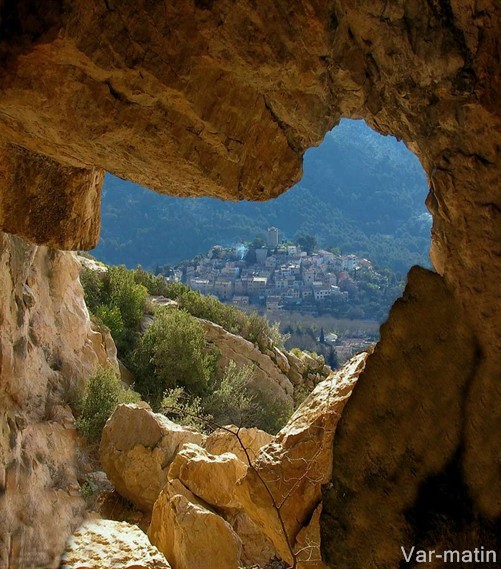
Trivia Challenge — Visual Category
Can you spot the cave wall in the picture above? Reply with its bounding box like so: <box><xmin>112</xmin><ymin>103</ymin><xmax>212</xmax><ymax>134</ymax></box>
<box><xmin>0</xmin><ymin>1</ymin><xmax>499</xmax><ymax>567</ymax></box>
<box><xmin>0</xmin><ymin>232</ymin><xmax>118</xmax><ymax>568</ymax></box>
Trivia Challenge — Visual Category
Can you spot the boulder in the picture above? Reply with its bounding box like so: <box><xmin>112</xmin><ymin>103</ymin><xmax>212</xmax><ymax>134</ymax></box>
<box><xmin>100</xmin><ymin>403</ymin><xmax>205</xmax><ymax>510</ymax></box>
<box><xmin>200</xmin><ymin>319</ymin><xmax>294</xmax><ymax>405</ymax></box>
<box><xmin>168</xmin><ymin>443</ymin><xmax>247</xmax><ymax>510</ymax></box>
<box><xmin>166</xmin><ymin>442</ymin><xmax>277</xmax><ymax>566</ymax></box>
<box><xmin>235</xmin><ymin>352</ymin><xmax>368</xmax><ymax>564</ymax></box>
<box><xmin>148</xmin><ymin>479</ymin><xmax>242</xmax><ymax>569</ymax></box>
<box><xmin>61</xmin><ymin>519</ymin><xmax>170</xmax><ymax>568</ymax></box>
<box><xmin>294</xmin><ymin>504</ymin><xmax>329</xmax><ymax>569</ymax></box>
<box><xmin>273</xmin><ymin>347</ymin><xmax>291</xmax><ymax>374</ymax></box>
<box><xmin>286</xmin><ymin>350</ymin><xmax>307</xmax><ymax>376</ymax></box>
<box><xmin>226</xmin><ymin>510</ymin><xmax>277</xmax><ymax>567</ymax></box>
<box><xmin>205</xmin><ymin>425</ymin><xmax>273</xmax><ymax>465</ymax></box>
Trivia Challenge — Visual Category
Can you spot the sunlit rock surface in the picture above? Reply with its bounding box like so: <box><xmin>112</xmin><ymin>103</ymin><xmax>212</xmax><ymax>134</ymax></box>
<box><xmin>0</xmin><ymin>231</ymin><xmax>117</xmax><ymax>568</ymax></box>
<box><xmin>99</xmin><ymin>403</ymin><xmax>205</xmax><ymax>511</ymax></box>
<box><xmin>168</xmin><ymin>443</ymin><xmax>247</xmax><ymax>510</ymax></box>
<box><xmin>236</xmin><ymin>353</ymin><xmax>368</xmax><ymax>564</ymax></box>
<box><xmin>0</xmin><ymin>2</ymin><xmax>499</xmax><ymax>567</ymax></box>
<box><xmin>205</xmin><ymin>425</ymin><xmax>273</xmax><ymax>464</ymax></box>
<box><xmin>61</xmin><ymin>519</ymin><xmax>170</xmax><ymax>569</ymax></box>
<box><xmin>148</xmin><ymin>479</ymin><xmax>242</xmax><ymax>569</ymax></box>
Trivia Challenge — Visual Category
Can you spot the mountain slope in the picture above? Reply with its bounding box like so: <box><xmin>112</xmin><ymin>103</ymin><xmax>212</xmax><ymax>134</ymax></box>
<box><xmin>93</xmin><ymin>119</ymin><xmax>431</xmax><ymax>273</ymax></box>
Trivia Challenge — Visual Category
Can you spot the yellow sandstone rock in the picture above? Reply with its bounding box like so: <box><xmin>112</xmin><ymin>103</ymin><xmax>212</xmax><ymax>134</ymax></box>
<box><xmin>61</xmin><ymin>519</ymin><xmax>170</xmax><ymax>569</ymax></box>
<box><xmin>100</xmin><ymin>403</ymin><xmax>205</xmax><ymax>510</ymax></box>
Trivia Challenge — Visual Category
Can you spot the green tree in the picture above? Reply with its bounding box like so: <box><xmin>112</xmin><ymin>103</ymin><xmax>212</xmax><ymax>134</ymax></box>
<box><xmin>76</xmin><ymin>367</ymin><xmax>140</xmax><ymax>443</ymax></box>
<box><xmin>80</xmin><ymin>267</ymin><xmax>104</xmax><ymax>313</ymax></box>
<box><xmin>251</xmin><ymin>235</ymin><xmax>266</xmax><ymax>249</ymax></box>
<box><xmin>297</xmin><ymin>234</ymin><xmax>317</xmax><ymax>255</ymax></box>
<box><xmin>107</xmin><ymin>266</ymin><xmax>148</xmax><ymax>330</ymax></box>
<box><xmin>131</xmin><ymin>309</ymin><xmax>218</xmax><ymax>406</ymax></box>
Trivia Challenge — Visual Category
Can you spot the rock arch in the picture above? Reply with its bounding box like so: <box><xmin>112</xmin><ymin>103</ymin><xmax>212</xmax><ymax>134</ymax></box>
<box><xmin>0</xmin><ymin>1</ymin><xmax>499</xmax><ymax>567</ymax></box>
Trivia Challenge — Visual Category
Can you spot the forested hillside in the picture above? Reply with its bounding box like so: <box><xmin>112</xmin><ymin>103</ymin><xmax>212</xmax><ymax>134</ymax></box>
<box><xmin>93</xmin><ymin>120</ymin><xmax>431</xmax><ymax>273</ymax></box>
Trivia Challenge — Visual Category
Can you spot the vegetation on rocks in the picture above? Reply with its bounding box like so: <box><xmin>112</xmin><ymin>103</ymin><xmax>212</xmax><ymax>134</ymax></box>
<box><xmin>76</xmin><ymin>367</ymin><xmax>140</xmax><ymax>443</ymax></box>
<box><xmin>80</xmin><ymin>261</ymin><xmax>293</xmax><ymax>435</ymax></box>
<box><xmin>162</xmin><ymin>282</ymin><xmax>286</xmax><ymax>352</ymax></box>
<box><xmin>130</xmin><ymin>308</ymin><xmax>219</xmax><ymax>406</ymax></box>
<box><xmin>81</xmin><ymin>265</ymin><xmax>148</xmax><ymax>355</ymax></box>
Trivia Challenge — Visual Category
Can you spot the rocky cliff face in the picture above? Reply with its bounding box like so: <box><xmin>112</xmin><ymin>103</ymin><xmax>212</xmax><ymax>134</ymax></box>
<box><xmin>321</xmin><ymin>267</ymin><xmax>492</xmax><ymax>567</ymax></box>
<box><xmin>0</xmin><ymin>2</ymin><xmax>499</xmax><ymax>568</ymax></box>
<box><xmin>0</xmin><ymin>231</ymin><xmax>117</xmax><ymax>568</ymax></box>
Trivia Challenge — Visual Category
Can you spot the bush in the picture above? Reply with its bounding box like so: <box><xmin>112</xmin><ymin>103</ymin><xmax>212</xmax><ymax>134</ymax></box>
<box><xmin>167</xmin><ymin>286</ymin><xmax>284</xmax><ymax>353</ymax></box>
<box><xmin>76</xmin><ymin>367</ymin><xmax>140</xmax><ymax>443</ymax></box>
<box><xmin>161</xmin><ymin>387</ymin><xmax>212</xmax><ymax>431</ymax></box>
<box><xmin>204</xmin><ymin>362</ymin><xmax>259</xmax><ymax>427</ymax></box>
<box><xmin>80</xmin><ymin>267</ymin><xmax>104</xmax><ymax>313</ymax></box>
<box><xmin>255</xmin><ymin>393</ymin><xmax>292</xmax><ymax>435</ymax></box>
<box><xmin>163</xmin><ymin>281</ymin><xmax>190</xmax><ymax>300</ymax></box>
<box><xmin>205</xmin><ymin>361</ymin><xmax>292</xmax><ymax>434</ymax></box>
<box><xmin>95</xmin><ymin>304</ymin><xmax>124</xmax><ymax>343</ymax></box>
<box><xmin>107</xmin><ymin>266</ymin><xmax>148</xmax><ymax>330</ymax></box>
<box><xmin>133</xmin><ymin>265</ymin><xmax>170</xmax><ymax>297</ymax></box>
<box><xmin>130</xmin><ymin>309</ymin><xmax>218</xmax><ymax>407</ymax></box>
<box><xmin>80</xmin><ymin>264</ymin><xmax>148</xmax><ymax>358</ymax></box>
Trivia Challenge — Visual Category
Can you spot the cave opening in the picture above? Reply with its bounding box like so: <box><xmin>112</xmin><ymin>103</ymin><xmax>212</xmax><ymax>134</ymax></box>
<box><xmin>0</xmin><ymin>3</ymin><xmax>498</xmax><ymax>568</ymax></box>
<box><xmin>90</xmin><ymin>118</ymin><xmax>431</xmax><ymax>365</ymax></box>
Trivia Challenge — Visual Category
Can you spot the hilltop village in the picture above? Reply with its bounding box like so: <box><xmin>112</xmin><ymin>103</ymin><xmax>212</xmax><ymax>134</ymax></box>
<box><xmin>160</xmin><ymin>227</ymin><xmax>403</xmax><ymax>323</ymax></box>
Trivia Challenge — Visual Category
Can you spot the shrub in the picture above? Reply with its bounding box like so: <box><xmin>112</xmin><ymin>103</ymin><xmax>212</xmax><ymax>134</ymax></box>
<box><xmin>107</xmin><ymin>266</ymin><xmax>148</xmax><ymax>330</ymax></box>
<box><xmin>172</xmin><ymin>287</ymin><xmax>282</xmax><ymax>353</ymax></box>
<box><xmin>95</xmin><ymin>304</ymin><xmax>125</xmax><ymax>343</ymax></box>
<box><xmin>204</xmin><ymin>362</ymin><xmax>259</xmax><ymax>427</ymax></box>
<box><xmin>245</xmin><ymin>312</ymin><xmax>272</xmax><ymax>351</ymax></box>
<box><xmin>205</xmin><ymin>361</ymin><xmax>293</xmax><ymax>434</ymax></box>
<box><xmin>255</xmin><ymin>394</ymin><xmax>292</xmax><ymax>435</ymax></box>
<box><xmin>163</xmin><ymin>281</ymin><xmax>190</xmax><ymax>300</ymax></box>
<box><xmin>130</xmin><ymin>309</ymin><xmax>218</xmax><ymax>406</ymax></box>
<box><xmin>161</xmin><ymin>387</ymin><xmax>212</xmax><ymax>431</ymax></box>
<box><xmin>80</xmin><ymin>267</ymin><xmax>104</xmax><ymax>313</ymax></box>
<box><xmin>76</xmin><ymin>367</ymin><xmax>140</xmax><ymax>444</ymax></box>
<box><xmin>133</xmin><ymin>265</ymin><xmax>170</xmax><ymax>297</ymax></box>
<box><xmin>177</xmin><ymin>289</ymin><xmax>247</xmax><ymax>336</ymax></box>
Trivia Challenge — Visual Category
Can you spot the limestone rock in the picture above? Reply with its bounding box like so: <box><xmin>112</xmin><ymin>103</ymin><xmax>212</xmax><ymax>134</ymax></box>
<box><xmin>61</xmin><ymin>519</ymin><xmax>170</xmax><ymax>568</ymax></box>
<box><xmin>148</xmin><ymin>479</ymin><xmax>242</xmax><ymax>569</ymax></box>
<box><xmin>168</xmin><ymin>443</ymin><xmax>247</xmax><ymax>510</ymax></box>
<box><xmin>294</xmin><ymin>504</ymin><xmax>328</xmax><ymax>569</ymax></box>
<box><xmin>205</xmin><ymin>425</ymin><xmax>274</xmax><ymax>465</ymax></box>
<box><xmin>225</xmin><ymin>510</ymin><xmax>277</xmax><ymax>568</ymax></box>
<box><xmin>100</xmin><ymin>403</ymin><xmax>205</xmax><ymax>511</ymax></box>
<box><xmin>200</xmin><ymin>318</ymin><xmax>294</xmax><ymax>405</ymax></box>
<box><xmin>236</xmin><ymin>352</ymin><xmax>368</xmax><ymax>564</ymax></box>
<box><xmin>118</xmin><ymin>360</ymin><xmax>134</xmax><ymax>386</ymax></box>
<box><xmin>0</xmin><ymin>3</ymin><xmax>499</xmax><ymax>565</ymax></box>
<box><xmin>167</xmin><ymin>441</ymin><xmax>277</xmax><ymax>567</ymax></box>
<box><xmin>0</xmin><ymin>231</ymin><xmax>118</xmax><ymax>568</ymax></box>
<box><xmin>273</xmin><ymin>347</ymin><xmax>291</xmax><ymax>374</ymax></box>
<box><xmin>88</xmin><ymin>321</ymin><xmax>120</xmax><ymax>375</ymax></box>
<box><xmin>321</xmin><ymin>268</ymin><xmax>481</xmax><ymax>568</ymax></box>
